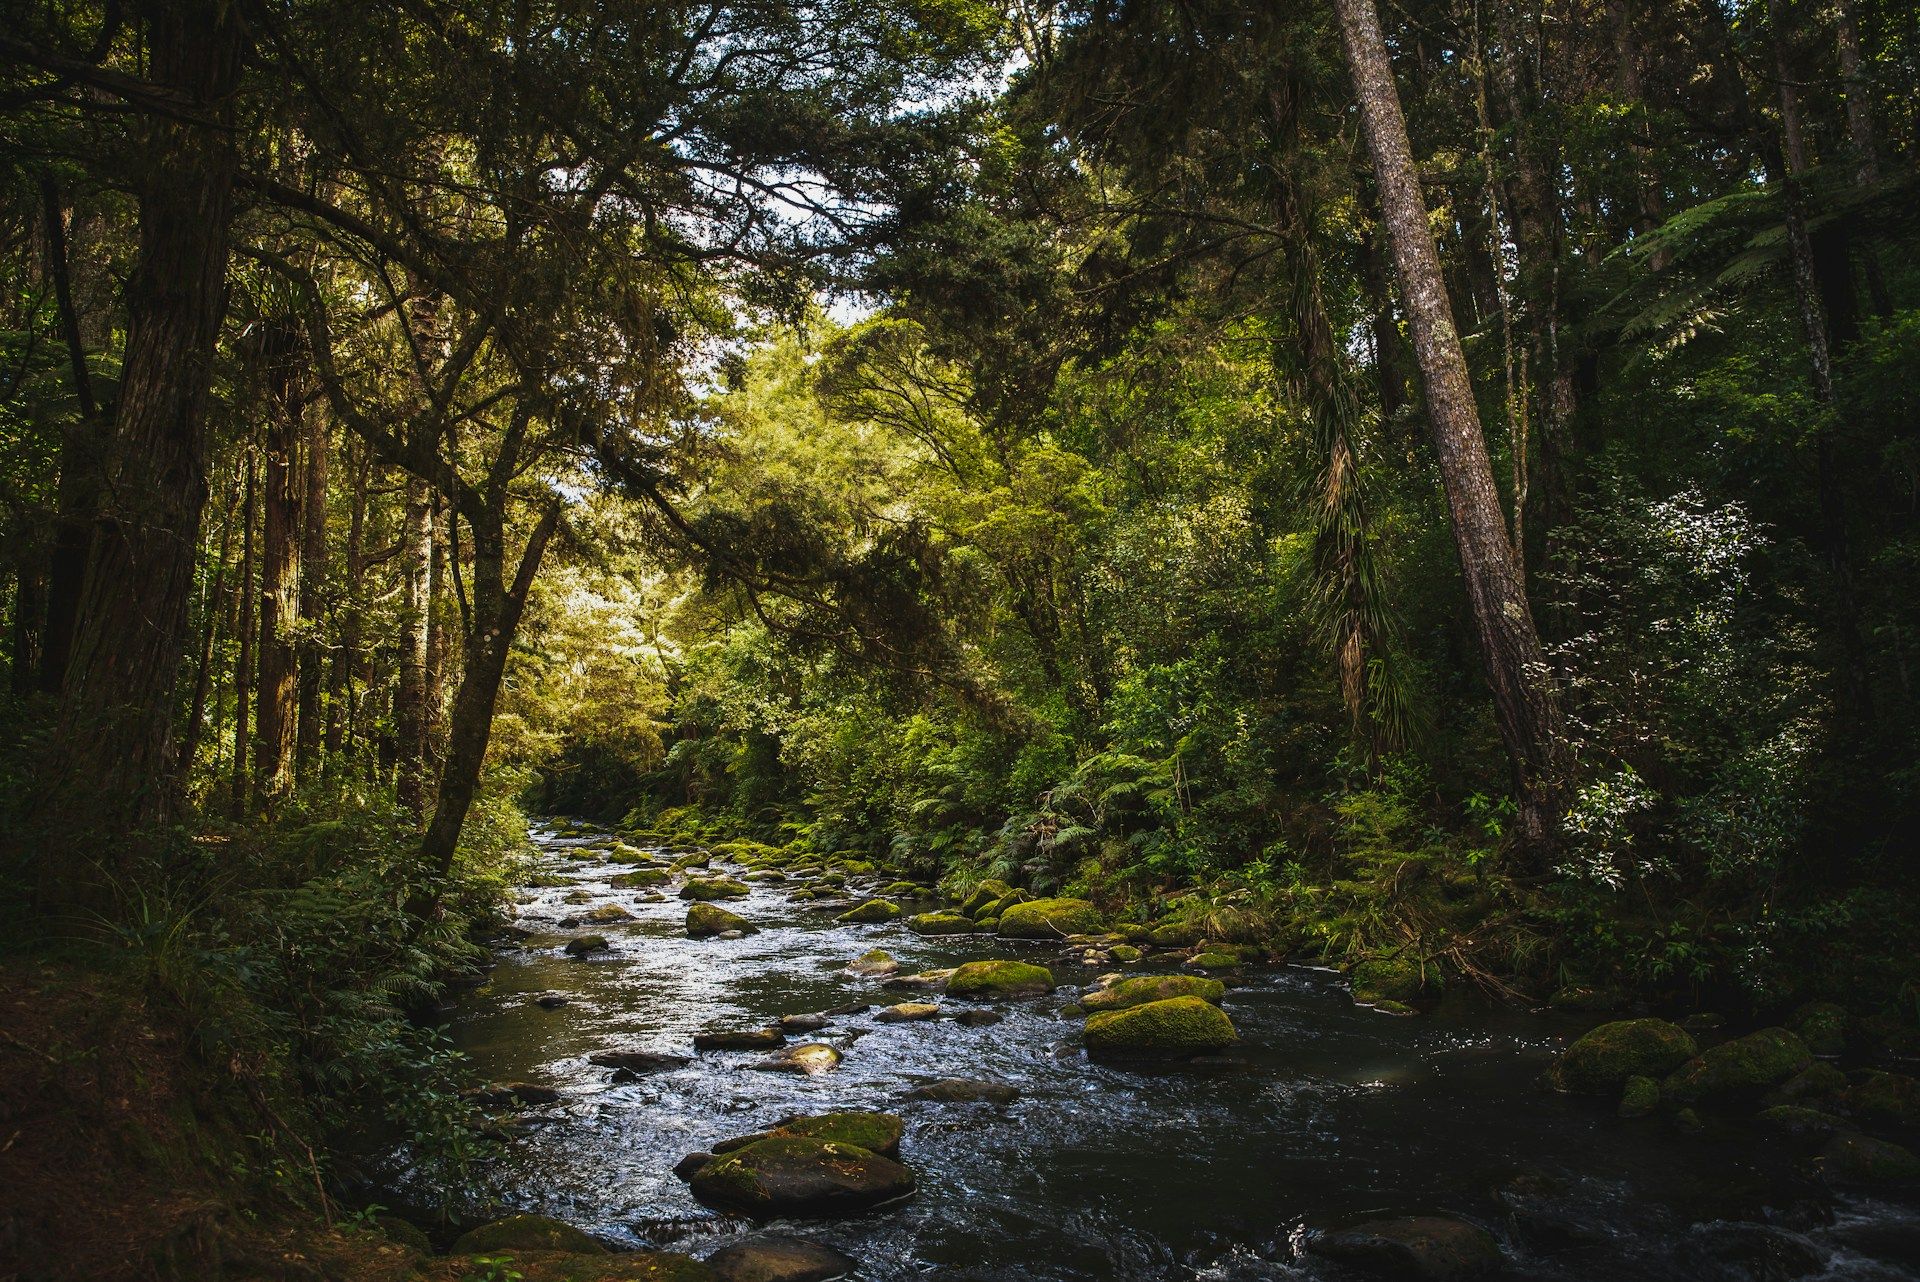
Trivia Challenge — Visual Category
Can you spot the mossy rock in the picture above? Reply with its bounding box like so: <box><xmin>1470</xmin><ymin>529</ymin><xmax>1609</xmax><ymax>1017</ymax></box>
<box><xmin>905</xmin><ymin>1078</ymin><xmax>1019</xmax><ymax>1104</ymax></box>
<box><xmin>1082</xmin><ymin>974</ymin><xmax>1225</xmax><ymax>1013</ymax></box>
<box><xmin>1790</xmin><ymin>1001</ymin><xmax>1848</xmax><ymax>1057</ymax></box>
<box><xmin>611</xmin><ymin>868</ymin><xmax>670</xmax><ymax>888</ymax></box>
<box><xmin>671</xmin><ymin>853</ymin><xmax>712</xmax><ymax>871</ymax></box>
<box><xmin>688</xmin><ymin>1136</ymin><xmax>915</xmax><ymax>1216</ymax></box>
<box><xmin>1768</xmin><ymin>1061</ymin><xmax>1849</xmax><ymax>1106</ymax></box>
<box><xmin>845</xmin><ymin>949</ymin><xmax>898</xmax><ymax>977</ymax></box>
<box><xmin>771</xmin><ymin>1111</ymin><xmax>905</xmax><ymax>1156</ymax></box>
<box><xmin>1083</xmin><ymin>995</ymin><xmax>1238</xmax><ymax>1058</ymax></box>
<box><xmin>564</xmin><ymin>934</ymin><xmax>613</xmax><ymax>957</ymax></box>
<box><xmin>907</xmin><ymin>912</ymin><xmax>980</xmax><ymax>936</ymax></box>
<box><xmin>606</xmin><ymin>849</ymin><xmax>662</xmax><ymax>867</ymax></box>
<box><xmin>946</xmin><ymin>960</ymin><xmax>1055</xmax><ymax>999</ymax></box>
<box><xmin>1109</xmin><ymin>945</ymin><xmax>1143</xmax><ymax>963</ymax></box>
<box><xmin>998</xmin><ymin>897</ymin><xmax>1104</xmax><ymax>939</ymax></box>
<box><xmin>835</xmin><ymin>899</ymin><xmax>901</xmax><ymax>924</ymax></box>
<box><xmin>1350</xmin><ymin>956</ymin><xmax>1443</xmax><ymax>1005</ymax></box>
<box><xmin>977</xmin><ymin>889</ymin><xmax>1030</xmax><ymax>921</ymax></box>
<box><xmin>1548</xmin><ymin>985</ymin><xmax>1627</xmax><ymax>1013</ymax></box>
<box><xmin>1187</xmin><ymin>951</ymin><xmax>1240</xmax><ymax>971</ymax></box>
<box><xmin>687</xmin><ymin>903</ymin><xmax>755</xmax><ymax>938</ymax></box>
<box><xmin>959</xmin><ymin>879</ymin><xmax>1015</xmax><ymax>917</ymax></box>
<box><xmin>1148</xmin><ymin>921</ymin><xmax>1204</xmax><ymax>948</ymax></box>
<box><xmin>1662</xmin><ymin>1027</ymin><xmax>1812</xmax><ymax>1105</ymax></box>
<box><xmin>452</xmin><ymin>1212</ymin><xmax>606</xmax><ymax>1255</ymax></box>
<box><xmin>1549</xmin><ymin>1019</ymin><xmax>1698</xmax><ymax>1094</ymax></box>
<box><xmin>1757</xmin><ymin>1104</ymin><xmax>1849</xmax><ymax>1138</ymax></box>
<box><xmin>681</xmin><ymin>877</ymin><xmax>751</xmax><ymax>901</ymax></box>
<box><xmin>703</xmin><ymin>1238</ymin><xmax>854</xmax><ymax>1282</ymax></box>
<box><xmin>836</xmin><ymin>859</ymin><xmax>878</xmax><ymax>875</ymax></box>
<box><xmin>373</xmin><ymin>1214</ymin><xmax>432</xmax><ymax>1253</ymax></box>
<box><xmin>882</xmin><ymin>881</ymin><xmax>926</xmax><ymax>897</ymax></box>
<box><xmin>1818</xmin><ymin>1133</ymin><xmax>1920</xmax><ymax>1184</ymax></box>
<box><xmin>1843</xmin><ymin>1071</ymin><xmax>1920</xmax><ymax>1128</ymax></box>
<box><xmin>1617</xmin><ymin>1075</ymin><xmax>1661</xmax><ymax>1119</ymax></box>
<box><xmin>434</xmin><ymin>1250</ymin><xmax>717</xmax><ymax>1281</ymax></box>
<box><xmin>582</xmin><ymin>904</ymin><xmax>633</xmax><ymax>924</ymax></box>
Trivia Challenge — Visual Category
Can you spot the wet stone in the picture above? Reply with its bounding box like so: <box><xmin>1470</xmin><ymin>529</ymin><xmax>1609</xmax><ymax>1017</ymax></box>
<box><xmin>705</xmin><ymin>1234</ymin><xmax>858</xmax><ymax>1282</ymax></box>
<box><xmin>695</xmin><ymin>1028</ymin><xmax>787</xmax><ymax>1051</ymax></box>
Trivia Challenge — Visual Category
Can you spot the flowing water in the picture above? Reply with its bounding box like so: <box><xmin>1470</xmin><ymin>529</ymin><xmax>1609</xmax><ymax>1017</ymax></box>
<box><xmin>374</xmin><ymin>822</ymin><xmax>1920</xmax><ymax>1279</ymax></box>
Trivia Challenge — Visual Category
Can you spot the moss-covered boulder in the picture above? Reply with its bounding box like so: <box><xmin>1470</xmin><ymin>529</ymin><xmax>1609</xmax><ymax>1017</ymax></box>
<box><xmin>1082</xmin><ymin>974</ymin><xmax>1225</xmax><ymax>1013</ymax></box>
<box><xmin>681</xmin><ymin>877</ymin><xmax>751</xmax><ymax>901</ymax></box>
<box><xmin>1757</xmin><ymin>1104</ymin><xmax>1848</xmax><ymax>1138</ymax></box>
<box><xmin>1350</xmin><ymin>956</ymin><xmax>1443</xmax><ymax>1005</ymax></box>
<box><xmin>977</xmin><ymin>889</ymin><xmax>1029</xmax><ymax>921</ymax></box>
<box><xmin>1767</xmin><ymin>1061</ymin><xmax>1849</xmax><ymax>1106</ymax></box>
<box><xmin>610</xmin><ymin>868</ymin><xmax>671</xmax><ymax>888</ymax></box>
<box><xmin>1309</xmin><ymin>1216</ymin><xmax>1502</xmax><ymax>1280</ymax></box>
<box><xmin>452</xmin><ymin>1212</ymin><xmax>606</xmax><ymax>1254</ymax></box>
<box><xmin>1789</xmin><ymin>1001</ymin><xmax>1848</xmax><ymax>1057</ymax></box>
<box><xmin>1617</xmin><ymin>1075</ymin><xmax>1661</xmax><ymax>1119</ymax></box>
<box><xmin>688</xmin><ymin>1137</ymin><xmax>916</xmax><ymax>1217</ymax></box>
<box><xmin>1843</xmin><ymin>1071</ymin><xmax>1920</xmax><ymax>1128</ymax></box>
<box><xmin>1662</xmin><ymin>1027</ymin><xmax>1813</xmax><ymax>1105</ymax></box>
<box><xmin>687</xmin><ymin>903</ymin><xmax>755</xmax><ymax>938</ymax></box>
<box><xmin>582</xmin><ymin>903</ymin><xmax>633</xmax><ymax>924</ymax></box>
<box><xmin>845</xmin><ymin>948</ymin><xmax>898</xmax><ymax>977</ymax></box>
<box><xmin>1187</xmin><ymin>951</ymin><xmax>1240</xmax><ymax>971</ymax></box>
<box><xmin>770</xmin><ymin>1111</ymin><xmax>905</xmax><ymax>1156</ymax></box>
<box><xmin>1083</xmin><ymin>995</ymin><xmax>1238</xmax><ymax>1058</ymax></box>
<box><xmin>1109</xmin><ymin>944</ymin><xmax>1143</xmax><ymax>963</ymax></box>
<box><xmin>945</xmin><ymin>960</ymin><xmax>1055</xmax><ymax>999</ymax></box>
<box><xmin>907</xmin><ymin>912</ymin><xmax>980</xmax><ymax>936</ymax></box>
<box><xmin>1818</xmin><ymin>1133</ymin><xmax>1920</xmax><ymax>1184</ymax></box>
<box><xmin>835</xmin><ymin>899</ymin><xmax>900</xmax><ymax>924</ymax></box>
<box><xmin>882</xmin><ymin>881</ymin><xmax>926</xmax><ymax>897</ymax></box>
<box><xmin>958</xmin><ymin>879</ymin><xmax>1015</xmax><ymax>918</ymax></box>
<box><xmin>1548</xmin><ymin>1019</ymin><xmax>1698</xmax><ymax>1094</ymax></box>
<box><xmin>998</xmin><ymin>897</ymin><xmax>1104</xmax><ymax>939</ymax></box>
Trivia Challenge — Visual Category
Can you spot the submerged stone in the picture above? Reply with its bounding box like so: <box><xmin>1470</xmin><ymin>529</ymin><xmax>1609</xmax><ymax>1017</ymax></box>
<box><xmin>750</xmin><ymin>1043</ymin><xmax>843</xmax><ymax>1075</ymax></box>
<box><xmin>845</xmin><ymin>949</ymin><xmax>898</xmax><ymax>976</ymax></box>
<box><xmin>564</xmin><ymin>934</ymin><xmax>612</xmax><ymax>957</ymax></box>
<box><xmin>1083</xmin><ymin>995</ymin><xmax>1238</xmax><ymax>1058</ymax></box>
<box><xmin>905</xmin><ymin>1078</ymin><xmax>1019</xmax><ymax>1105</ymax></box>
<box><xmin>1310</xmin><ymin>1215</ymin><xmax>1502</xmax><ymax>1279</ymax></box>
<box><xmin>1818</xmin><ymin>1133</ymin><xmax>1920</xmax><ymax>1184</ymax></box>
<box><xmin>705</xmin><ymin>1234</ymin><xmax>857</xmax><ymax>1282</ymax></box>
<box><xmin>688</xmin><ymin>1137</ymin><xmax>915</xmax><ymax>1217</ymax></box>
<box><xmin>695</xmin><ymin>1027</ymin><xmax>786</xmax><ymax>1051</ymax></box>
<box><xmin>589</xmin><ymin>1050</ymin><xmax>691</xmax><ymax>1074</ymax></box>
<box><xmin>1548</xmin><ymin>1019</ymin><xmax>1698</xmax><ymax>1094</ymax></box>
<box><xmin>682</xmin><ymin>877</ymin><xmax>752</xmax><ymax>900</ymax></box>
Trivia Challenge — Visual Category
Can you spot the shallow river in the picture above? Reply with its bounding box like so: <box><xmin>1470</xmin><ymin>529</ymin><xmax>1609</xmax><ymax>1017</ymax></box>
<box><xmin>376</xmin><ymin>823</ymin><xmax>1920</xmax><ymax>1280</ymax></box>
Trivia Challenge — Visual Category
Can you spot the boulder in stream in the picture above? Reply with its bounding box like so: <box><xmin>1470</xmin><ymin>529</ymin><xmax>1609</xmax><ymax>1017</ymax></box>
<box><xmin>682</xmin><ymin>877</ymin><xmax>752</xmax><ymax>900</ymax></box>
<box><xmin>688</xmin><ymin>903</ymin><xmax>757</xmax><ymax>938</ymax></box>
<box><xmin>582</xmin><ymin>904</ymin><xmax>633</xmax><ymax>924</ymax></box>
<box><xmin>1547</xmin><ymin>1018</ymin><xmax>1698</xmax><ymax>1094</ymax></box>
<box><xmin>950</xmin><ymin>1009</ymin><xmax>1004</xmax><ymax>1027</ymax></box>
<box><xmin>844</xmin><ymin>949</ymin><xmax>898</xmax><ymax>977</ymax></box>
<box><xmin>705</xmin><ymin>1234</ymin><xmax>857</xmax><ymax>1282</ymax></box>
<box><xmin>695</xmin><ymin>1028</ymin><xmax>787</xmax><ymax>1051</ymax></box>
<box><xmin>1350</xmin><ymin>956</ymin><xmax>1444</xmax><ymax>1004</ymax></box>
<box><xmin>1662</xmin><ymin>1027</ymin><xmax>1812</xmax><ymax>1105</ymax></box>
<box><xmin>750</xmin><ymin>1043</ymin><xmax>843</xmax><ymax>1075</ymax></box>
<box><xmin>688</xmin><ymin>1137</ymin><xmax>915</xmax><ymax>1217</ymax></box>
<box><xmin>1083</xmin><ymin>995</ymin><xmax>1238</xmax><ymax>1058</ymax></box>
<box><xmin>589</xmin><ymin>1049</ymin><xmax>691</xmax><ymax>1074</ymax></box>
<box><xmin>1309</xmin><ymin>1215</ymin><xmax>1503</xmax><ymax>1279</ymax></box>
<box><xmin>564</xmin><ymin>934</ymin><xmax>612</xmax><ymax>957</ymax></box>
<box><xmin>945</xmin><ymin>960</ymin><xmax>1055</xmax><ymax>999</ymax></box>
<box><xmin>779</xmin><ymin>1013</ymin><xmax>831</xmax><ymax>1033</ymax></box>
<box><xmin>452</xmin><ymin>1212</ymin><xmax>606</xmax><ymax>1254</ymax></box>
<box><xmin>1843</xmin><ymin>1070</ymin><xmax>1920</xmax><ymax>1128</ymax></box>
<box><xmin>906</xmin><ymin>912</ymin><xmax>980</xmax><ymax>936</ymax></box>
<box><xmin>905</xmin><ymin>1078</ymin><xmax>1019</xmax><ymax>1105</ymax></box>
<box><xmin>610</xmin><ymin>868</ymin><xmax>671</xmax><ymax>888</ymax></box>
<box><xmin>1082</xmin><ymin>974</ymin><xmax>1224</xmax><ymax>1012</ymax></box>
<box><xmin>958</xmin><ymin>879</ymin><xmax>1015</xmax><ymax>917</ymax></box>
<box><xmin>997</xmin><ymin>897</ymin><xmax>1103</xmax><ymax>939</ymax></box>
<box><xmin>1818</xmin><ymin>1133</ymin><xmax>1920</xmax><ymax>1183</ymax></box>
<box><xmin>875</xmin><ymin>1002</ymin><xmax>941</xmax><ymax>1023</ymax></box>
<box><xmin>768</xmin><ymin>1111</ymin><xmax>904</xmax><ymax>1155</ymax></box>
<box><xmin>835</xmin><ymin>899</ymin><xmax>900</xmax><ymax>924</ymax></box>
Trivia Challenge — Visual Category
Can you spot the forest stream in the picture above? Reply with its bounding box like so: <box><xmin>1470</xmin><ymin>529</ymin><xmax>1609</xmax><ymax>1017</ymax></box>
<box><xmin>367</xmin><ymin>822</ymin><xmax>1920</xmax><ymax>1281</ymax></box>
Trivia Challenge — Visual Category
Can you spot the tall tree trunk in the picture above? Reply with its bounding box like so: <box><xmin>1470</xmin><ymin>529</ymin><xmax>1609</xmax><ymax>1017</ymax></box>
<box><xmin>326</xmin><ymin>442</ymin><xmax>369</xmax><ymax>759</ymax></box>
<box><xmin>231</xmin><ymin>453</ymin><xmax>256</xmax><ymax>817</ymax></box>
<box><xmin>37</xmin><ymin>176</ymin><xmax>103</xmax><ymax>696</ymax></box>
<box><xmin>394</xmin><ymin>476</ymin><xmax>433</xmax><ymax>815</ymax></box>
<box><xmin>425</xmin><ymin>495</ymin><xmax>450</xmax><ymax>771</ymax></box>
<box><xmin>177</xmin><ymin>478</ymin><xmax>238</xmax><ymax>774</ymax></box>
<box><xmin>11</xmin><ymin>563</ymin><xmax>44</xmax><ymax>698</ymax></box>
<box><xmin>419</xmin><ymin>501</ymin><xmax>561</xmax><ymax>885</ymax></box>
<box><xmin>32</xmin><ymin>2</ymin><xmax>245</xmax><ymax>861</ymax></box>
<box><xmin>1333</xmin><ymin>0</ymin><xmax>1570</xmax><ymax>848</ymax></box>
<box><xmin>1834</xmin><ymin>0</ymin><xmax>1880</xmax><ymax>186</ymax></box>
<box><xmin>254</xmin><ymin>333</ymin><xmax>302</xmax><ymax>810</ymax></box>
<box><xmin>296</xmin><ymin>402</ymin><xmax>329</xmax><ymax>776</ymax></box>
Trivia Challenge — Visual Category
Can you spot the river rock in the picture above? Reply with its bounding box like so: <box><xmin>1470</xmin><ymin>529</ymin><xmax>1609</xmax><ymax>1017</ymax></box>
<box><xmin>611</xmin><ymin>868</ymin><xmax>671</xmax><ymax>887</ymax></box>
<box><xmin>951</xmin><ymin>1009</ymin><xmax>1003</xmax><ymax>1027</ymax></box>
<box><xmin>769</xmin><ymin>1111</ymin><xmax>904</xmax><ymax>1155</ymax></box>
<box><xmin>689</xmin><ymin>1137</ymin><xmax>915</xmax><ymax>1217</ymax></box>
<box><xmin>906</xmin><ymin>912</ymin><xmax>979</xmax><ymax>936</ymax></box>
<box><xmin>682</xmin><ymin>877</ymin><xmax>751</xmax><ymax>900</ymax></box>
<box><xmin>1618</xmin><ymin>1074</ymin><xmax>1661</xmax><ymax>1118</ymax></box>
<box><xmin>688</xmin><ymin>903</ymin><xmax>757</xmax><ymax>938</ymax></box>
<box><xmin>1548</xmin><ymin>1018</ymin><xmax>1698</xmax><ymax>1093</ymax></box>
<box><xmin>844</xmin><ymin>949</ymin><xmax>899</xmax><ymax>976</ymax></box>
<box><xmin>589</xmin><ymin>1050</ymin><xmax>691</xmax><ymax>1074</ymax></box>
<box><xmin>1790</xmin><ymin>1001</ymin><xmax>1849</xmax><ymax>1057</ymax></box>
<box><xmin>1818</xmin><ymin>1133</ymin><xmax>1920</xmax><ymax>1183</ymax></box>
<box><xmin>876</xmin><ymin>1002</ymin><xmax>941</xmax><ymax>1023</ymax></box>
<box><xmin>452</xmin><ymin>1212</ymin><xmax>606</xmax><ymax>1254</ymax></box>
<box><xmin>835</xmin><ymin>899</ymin><xmax>900</xmax><ymax>924</ymax></box>
<box><xmin>905</xmin><ymin>1078</ymin><xmax>1019</xmax><ymax>1105</ymax></box>
<box><xmin>780</xmin><ymin>1013</ymin><xmax>831</xmax><ymax>1033</ymax></box>
<box><xmin>945</xmin><ymin>960</ymin><xmax>1055</xmax><ymax>999</ymax></box>
<box><xmin>1351</xmin><ymin>956</ymin><xmax>1444</xmax><ymax>1004</ymax></box>
<box><xmin>1082</xmin><ymin>974</ymin><xmax>1224</xmax><ymax>1012</ymax></box>
<box><xmin>959</xmin><ymin>879</ymin><xmax>1015</xmax><ymax>917</ymax></box>
<box><xmin>1756</xmin><ymin>1104</ymin><xmax>1849</xmax><ymax>1138</ymax></box>
<box><xmin>1309</xmin><ymin>1215</ymin><xmax>1503</xmax><ymax>1279</ymax></box>
<box><xmin>1083</xmin><ymin>995</ymin><xmax>1238</xmax><ymax>1058</ymax></box>
<box><xmin>696</xmin><ymin>1028</ymin><xmax>787</xmax><ymax>1051</ymax></box>
<box><xmin>582</xmin><ymin>903</ymin><xmax>634</xmax><ymax>924</ymax></box>
<box><xmin>750</xmin><ymin>1043</ymin><xmax>842</xmax><ymax>1075</ymax></box>
<box><xmin>1663</xmin><ymin>1027</ymin><xmax>1812</xmax><ymax>1104</ymax></box>
<box><xmin>1767</xmin><ymin>1061</ymin><xmax>1849</xmax><ymax>1106</ymax></box>
<box><xmin>534</xmin><ymin>992</ymin><xmax>570</xmax><ymax>1009</ymax></box>
<box><xmin>675</xmin><ymin>1152</ymin><xmax>715</xmax><ymax>1180</ymax></box>
<box><xmin>997</xmin><ymin>897</ymin><xmax>1103</xmax><ymax>939</ymax></box>
<box><xmin>564</xmin><ymin>934</ymin><xmax>612</xmax><ymax>957</ymax></box>
<box><xmin>885</xmin><ymin>969</ymin><xmax>955</xmax><ymax>990</ymax></box>
<box><xmin>462</xmin><ymin>1081</ymin><xmax>562</xmax><ymax>1109</ymax></box>
<box><xmin>1843</xmin><ymin>1070</ymin><xmax>1920</xmax><ymax>1128</ymax></box>
<box><xmin>705</xmin><ymin>1235</ymin><xmax>857</xmax><ymax>1282</ymax></box>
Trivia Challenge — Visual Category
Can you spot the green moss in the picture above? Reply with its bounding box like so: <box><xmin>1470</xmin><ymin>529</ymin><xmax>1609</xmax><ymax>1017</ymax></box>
<box><xmin>1757</xmin><ymin>1104</ymin><xmax>1847</xmax><ymax>1136</ymax></box>
<box><xmin>772</xmin><ymin>1110</ymin><xmax>905</xmax><ymax>1155</ymax></box>
<box><xmin>451</xmin><ymin>1212</ymin><xmax>606</xmax><ymax>1254</ymax></box>
<box><xmin>1187</xmin><ymin>951</ymin><xmax>1240</xmax><ymax>970</ymax></box>
<box><xmin>836</xmin><ymin>899</ymin><xmax>901</xmax><ymax>924</ymax></box>
<box><xmin>1082</xmin><ymin>975</ymin><xmax>1224</xmax><ymax>1012</ymax></box>
<box><xmin>882</xmin><ymin>881</ymin><xmax>926</xmax><ymax>896</ymax></box>
<box><xmin>1844</xmin><ymin>1071</ymin><xmax>1920</xmax><ymax>1127</ymax></box>
<box><xmin>686</xmin><ymin>903</ymin><xmax>754</xmax><ymax>937</ymax></box>
<box><xmin>1350</xmin><ymin>956</ymin><xmax>1443</xmax><ymax>1004</ymax></box>
<box><xmin>680</xmin><ymin>877</ymin><xmax>750</xmax><ymax>900</ymax></box>
<box><xmin>1662</xmin><ymin>1027</ymin><xmax>1812</xmax><ymax>1104</ymax></box>
<box><xmin>1549</xmin><ymin>1019</ymin><xmax>1698</xmax><ymax>1093</ymax></box>
<box><xmin>1789</xmin><ymin>1001</ymin><xmax>1848</xmax><ymax>1057</ymax></box>
<box><xmin>1147</xmin><ymin>921</ymin><xmax>1203</xmax><ymax>948</ymax></box>
<box><xmin>907</xmin><ymin>912</ymin><xmax>981</xmax><ymax>935</ymax></box>
<box><xmin>998</xmin><ymin>897</ymin><xmax>1104</xmax><ymax>938</ymax></box>
<box><xmin>1109</xmin><ymin>945</ymin><xmax>1143</xmax><ymax>963</ymax></box>
<box><xmin>959</xmin><ymin>879</ymin><xmax>1015</xmax><ymax>917</ymax></box>
<box><xmin>610</xmin><ymin>868</ymin><xmax>670</xmax><ymax>887</ymax></box>
<box><xmin>1083</xmin><ymin>995</ymin><xmax>1238</xmax><ymax>1057</ymax></box>
<box><xmin>945</xmin><ymin>960</ymin><xmax>1055</xmax><ymax>999</ymax></box>
<box><xmin>1617</xmin><ymin>1075</ymin><xmax>1660</xmax><ymax>1118</ymax></box>
<box><xmin>1820</xmin><ymin>1133</ymin><xmax>1920</xmax><ymax>1183</ymax></box>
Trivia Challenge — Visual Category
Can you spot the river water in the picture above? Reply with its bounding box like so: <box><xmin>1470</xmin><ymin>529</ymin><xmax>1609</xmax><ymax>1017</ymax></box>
<box><xmin>376</xmin><ymin>822</ymin><xmax>1920</xmax><ymax>1279</ymax></box>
